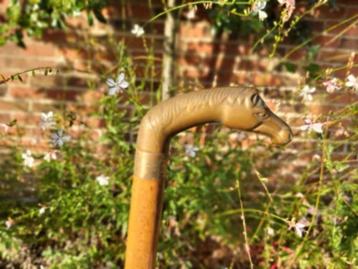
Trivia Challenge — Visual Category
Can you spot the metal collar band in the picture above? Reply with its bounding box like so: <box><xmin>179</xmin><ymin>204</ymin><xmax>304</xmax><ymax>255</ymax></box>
<box><xmin>134</xmin><ymin>149</ymin><xmax>166</xmax><ymax>180</ymax></box>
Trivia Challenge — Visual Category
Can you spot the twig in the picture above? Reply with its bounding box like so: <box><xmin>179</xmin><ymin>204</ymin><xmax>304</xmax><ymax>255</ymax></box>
<box><xmin>0</xmin><ymin>66</ymin><xmax>58</xmax><ymax>85</ymax></box>
<box><xmin>236</xmin><ymin>179</ymin><xmax>254</xmax><ymax>269</ymax></box>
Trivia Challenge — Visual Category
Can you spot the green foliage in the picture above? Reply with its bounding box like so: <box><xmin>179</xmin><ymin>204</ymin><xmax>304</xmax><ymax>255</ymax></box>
<box><xmin>0</xmin><ymin>0</ymin><xmax>108</xmax><ymax>47</ymax></box>
<box><xmin>1</xmin><ymin>45</ymin><xmax>357</xmax><ymax>267</ymax></box>
<box><xmin>0</xmin><ymin>1</ymin><xmax>357</xmax><ymax>268</ymax></box>
<box><xmin>208</xmin><ymin>2</ymin><xmax>265</xmax><ymax>36</ymax></box>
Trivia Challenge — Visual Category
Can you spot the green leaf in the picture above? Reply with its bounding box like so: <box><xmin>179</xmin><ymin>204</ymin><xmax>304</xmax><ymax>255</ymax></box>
<box><xmin>8</xmin><ymin>119</ymin><xmax>17</xmax><ymax>127</ymax></box>
<box><xmin>87</xmin><ymin>11</ymin><xmax>94</xmax><ymax>26</ymax></box>
<box><xmin>93</xmin><ymin>8</ymin><xmax>107</xmax><ymax>23</ymax></box>
<box><xmin>306</xmin><ymin>45</ymin><xmax>320</xmax><ymax>62</ymax></box>
<box><xmin>280</xmin><ymin>61</ymin><xmax>297</xmax><ymax>73</ymax></box>
<box><xmin>14</xmin><ymin>30</ymin><xmax>26</xmax><ymax>48</ymax></box>
<box><xmin>305</xmin><ymin>63</ymin><xmax>321</xmax><ymax>80</ymax></box>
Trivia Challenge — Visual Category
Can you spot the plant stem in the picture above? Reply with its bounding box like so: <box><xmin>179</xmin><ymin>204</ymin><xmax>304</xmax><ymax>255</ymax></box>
<box><xmin>236</xmin><ymin>179</ymin><xmax>254</xmax><ymax>269</ymax></box>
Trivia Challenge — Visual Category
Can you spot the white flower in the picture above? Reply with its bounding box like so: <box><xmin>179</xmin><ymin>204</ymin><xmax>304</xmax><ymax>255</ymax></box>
<box><xmin>96</xmin><ymin>175</ymin><xmax>109</xmax><ymax>186</ymax></box>
<box><xmin>5</xmin><ymin>218</ymin><xmax>14</xmax><ymax>229</ymax></box>
<box><xmin>334</xmin><ymin>127</ymin><xmax>349</xmax><ymax>137</ymax></box>
<box><xmin>131</xmin><ymin>24</ymin><xmax>145</xmax><ymax>37</ymax></box>
<box><xmin>323</xmin><ymin>77</ymin><xmax>340</xmax><ymax>93</ymax></box>
<box><xmin>44</xmin><ymin>151</ymin><xmax>57</xmax><ymax>161</ymax></box>
<box><xmin>40</xmin><ymin>111</ymin><xmax>55</xmax><ymax>130</ymax></box>
<box><xmin>22</xmin><ymin>150</ymin><xmax>35</xmax><ymax>168</ymax></box>
<box><xmin>252</xmin><ymin>0</ymin><xmax>268</xmax><ymax>21</ymax></box>
<box><xmin>312</xmin><ymin>154</ymin><xmax>321</xmax><ymax>161</ymax></box>
<box><xmin>294</xmin><ymin>218</ymin><xmax>309</xmax><ymax>237</ymax></box>
<box><xmin>203</xmin><ymin>3</ymin><xmax>213</xmax><ymax>9</ymax></box>
<box><xmin>185</xmin><ymin>144</ymin><xmax>199</xmax><ymax>157</ymax></box>
<box><xmin>267</xmin><ymin>226</ymin><xmax>275</xmax><ymax>236</ymax></box>
<box><xmin>106</xmin><ymin>73</ymin><xmax>129</xmax><ymax>96</ymax></box>
<box><xmin>299</xmin><ymin>85</ymin><xmax>316</xmax><ymax>102</ymax></box>
<box><xmin>299</xmin><ymin>118</ymin><xmax>323</xmax><ymax>134</ymax></box>
<box><xmin>345</xmin><ymin>74</ymin><xmax>358</xmax><ymax>91</ymax></box>
<box><xmin>229</xmin><ymin>132</ymin><xmax>247</xmax><ymax>141</ymax></box>
<box><xmin>186</xmin><ymin>8</ymin><xmax>197</xmax><ymax>20</ymax></box>
<box><xmin>51</xmin><ymin>129</ymin><xmax>70</xmax><ymax>147</ymax></box>
<box><xmin>277</xmin><ymin>0</ymin><xmax>294</xmax><ymax>5</ymax></box>
<box><xmin>39</xmin><ymin>207</ymin><xmax>46</xmax><ymax>215</ymax></box>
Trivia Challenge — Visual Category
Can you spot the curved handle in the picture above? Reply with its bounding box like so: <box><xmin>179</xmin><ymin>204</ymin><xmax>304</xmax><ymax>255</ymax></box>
<box><xmin>125</xmin><ymin>87</ymin><xmax>292</xmax><ymax>269</ymax></box>
<box><xmin>134</xmin><ymin>87</ymin><xmax>292</xmax><ymax>179</ymax></box>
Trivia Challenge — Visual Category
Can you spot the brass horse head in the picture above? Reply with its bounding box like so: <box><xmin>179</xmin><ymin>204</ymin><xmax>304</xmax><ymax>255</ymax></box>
<box><xmin>221</xmin><ymin>88</ymin><xmax>292</xmax><ymax>145</ymax></box>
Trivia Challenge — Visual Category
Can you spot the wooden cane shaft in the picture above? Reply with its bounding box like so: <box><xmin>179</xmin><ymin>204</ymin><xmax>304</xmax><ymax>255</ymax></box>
<box><xmin>124</xmin><ymin>177</ymin><xmax>164</xmax><ymax>269</ymax></box>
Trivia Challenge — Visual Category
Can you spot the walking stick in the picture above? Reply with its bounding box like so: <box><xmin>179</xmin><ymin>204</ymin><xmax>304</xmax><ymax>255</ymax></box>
<box><xmin>124</xmin><ymin>87</ymin><xmax>292</xmax><ymax>269</ymax></box>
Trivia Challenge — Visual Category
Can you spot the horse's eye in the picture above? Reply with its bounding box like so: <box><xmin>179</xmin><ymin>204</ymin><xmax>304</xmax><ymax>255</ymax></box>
<box><xmin>251</xmin><ymin>93</ymin><xmax>261</xmax><ymax>106</ymax></box>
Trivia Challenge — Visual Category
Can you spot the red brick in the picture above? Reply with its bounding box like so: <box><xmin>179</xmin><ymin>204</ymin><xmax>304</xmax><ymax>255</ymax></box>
<box><xmin>29</xmin><ymin>75</ymin><xmax>66</xmax><ymax>89</ymax></box>
<box><xmin>103</xmin><ymin>3</ymin><xmax>161</xmax><ymax>21</ymax></box>
<box><xmin>65</xmin><ymin>75</ymin><xmax>92</xmax><ymax>88</ymax></box>
<box><xmin>0</xmin><ymin>40</ymin><xmax>60</xmax><ymax>58</ymax></box>
<box><xmin>183</xmin><ymin>41</ymin><xmax>215</xmax><ymax>55</ymax></box>
<box><xmin>0</xmin><ymin>56</ymin><xmax>59</xmax><ymax>72</ymax></box>
<box><xmin>31</xmin><ymin>102</ymin><xmax>62</xmax><ymax>112</ymax></box>
<box><xmin>332</xmin><ymin>66</ymin><xmax>358</xmax><ymax>78</ymax></box>
<box><xmin>11</xmin><ymin>112</ymin><xmax>41</xmax><ymax>123</ymax></box>
<box><xmin>0</xmin><ymin>113</ymin><xmax>11</xmax><ymax>123</ymax></box>
<box><xmin>318</xmin><ymin>49</ymin><xmax>355</xmax><ymax>64</ymax></box>
<box><xmin>43</xmin><ymin>89</ymin><xmax>83</xmax><ymax>101</ymax></box>
<box><xmin>280</xmin><ymin>46</ymin><xmax>306</xmax><ymax>61</ymax></box>
<box><xmin>344</xmin><ymin>7</ymin><xmax>358</xmax><ymax>18</ymax></box>
<box><xmin>16</xmin><ymin>136</ymin><xmax>50</xmax><ymax>150</ymax></box>
<box><xmin>342</xmin><ymin>24</ymin><xmax>358</xmax><ymax>37</ymax></box>
<box><xmin>60</xmin><ymin>47</ymin><xmax>90</xmax><ymax>61</ymax></box>
<box><xmin>314</xmin><ymin>5</ymin><xmax>347</xmax><ymax>20</ymax></box>
<box><xmin>0</xmin><ymin>84</ymin><xmax>7</xmax><ymax>96</ymax></box>
<box><xmin>0</xmin><ymin>99</ymin><xmax>29</xmax><ymax>112</ymax></box>
<box><xmin>180</xmin><ymin>66</ymin><xmax>210</xmax><ymax>79</ymax></box>
<box><xmin>179</xmin><ymin>22</ymin><xmax>212</xmax><ymax>38</ymax></box>
<box><xmin>324</xmin><ymin>18</ymin><xmax>358</xmax><ymax>35</ymax></box>
<box><xmin>340</xmin><ymin>37</ymin><xmax>358</xmax><ymax>50</ymax></box>
<box><xmin>338</xmin><ymin>1</ymin><xmax>358</xmax><ymax>8</ymax></box>
<box><xmin>126</xmin><ymin>3</ymin><xmax>156</xmax><ymax>20</ymax></box>
<box><xmin>314</xmin><ymin>35</ymin><xmax>344</xmax><ymax>49</ymax></box>
<box><xmin>8</xmin><ymin>87</ymin><xmax>45</xmax><ymax>99</ymax></box>
<box><xmin>42</xmin><ymin>30</ymin><xmax>80</xmax><ymax>47</ymax></box>
<box><xmin>85</xmin><ymin>118</ymin><xmax>106</xmax><ymax>129</ymax></box>
<box><xmin>301</xmin><ymin>19</ymin><xmax>325</xmax><ymax>32</ymax></box>
<box><xmin>325</xmin><ymin>92</ymin><xmax>358</xmax><ymax>105</ymax></box>
<box><xmin>63</xmin><ymin>13</ymin><xmax>89</xmax><ymax>29</ymax></box>
<box><xmin>307</xmin><ymin>103</ymin><xmax>343</xmax><ymax>115</ymax></box>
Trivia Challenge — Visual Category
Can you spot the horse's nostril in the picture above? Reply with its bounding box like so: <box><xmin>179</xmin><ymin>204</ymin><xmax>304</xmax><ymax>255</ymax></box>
<box><xmin>275</xmin><ymin>128</ymin><xmax>292</xmax><ymax>145</ymax></box>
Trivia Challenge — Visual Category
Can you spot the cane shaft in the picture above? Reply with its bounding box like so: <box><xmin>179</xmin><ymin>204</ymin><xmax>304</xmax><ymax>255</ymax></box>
<box><xmin>124</xmin><ymin>177</ymin><xmax>164</xmax><ymax>269</ymax></box>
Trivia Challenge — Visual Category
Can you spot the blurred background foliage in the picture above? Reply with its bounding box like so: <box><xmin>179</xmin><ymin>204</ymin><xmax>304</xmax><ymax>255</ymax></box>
<box><xmin>0</xmin><ymin>0</ymin><xmax>357</xmax><ymax>268</ymax></box>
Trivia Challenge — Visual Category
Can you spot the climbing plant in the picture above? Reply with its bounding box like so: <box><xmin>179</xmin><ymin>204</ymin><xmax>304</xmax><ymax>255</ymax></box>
<box><xmin>0</xmin><ymin>0</ymin><xmax>357</xmax><ymax>268</ymax></box>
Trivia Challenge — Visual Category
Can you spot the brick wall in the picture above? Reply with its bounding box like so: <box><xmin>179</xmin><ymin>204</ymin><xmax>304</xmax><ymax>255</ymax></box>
<box><xmin>0</xmin><ymin>1</ymin><xmax>357</xmax><ymax>177</ymax></box>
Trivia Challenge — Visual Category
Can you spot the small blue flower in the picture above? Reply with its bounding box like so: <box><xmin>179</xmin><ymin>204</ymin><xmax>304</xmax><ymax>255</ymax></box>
<box><xmin>51</xmin><ymin>129</ymin><xmax>70</xmax><ymax>147</ymax></box>
<box><xmin>106</xmin><ymin>72</ymin><xmax>129</xmax><ymax>96</ymax></box>
<box><xmin>185</xmin><ymin>144</ymin><xmax>199</xmax><ymax>158</ymax></box>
